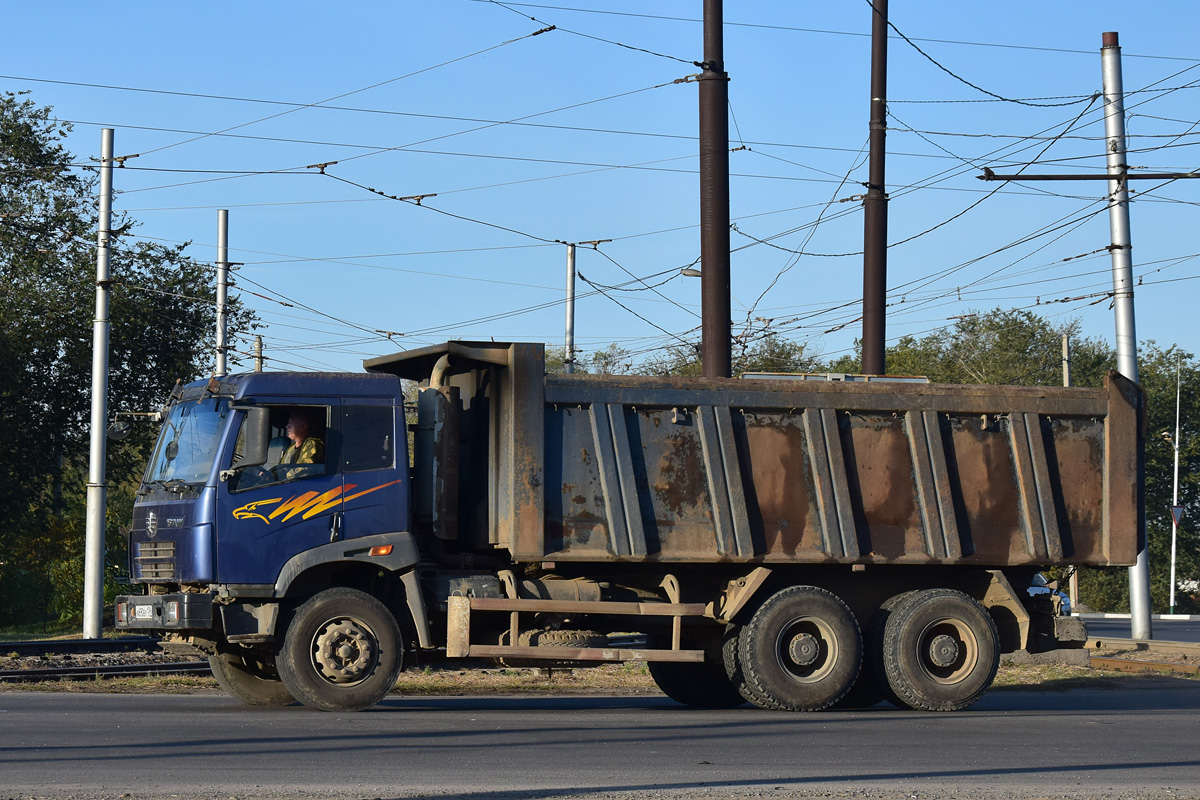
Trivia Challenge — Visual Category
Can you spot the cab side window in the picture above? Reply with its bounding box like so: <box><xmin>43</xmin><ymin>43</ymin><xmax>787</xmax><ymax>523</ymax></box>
<box><xmin>231</xmin><ymin>404</ymin><xmax>331</xmax><ymax>492</ymax></box>
<box><xmin>342</xmin><ymin>406</ymin><xmax>394</xmax><ymax>473</ymax></box>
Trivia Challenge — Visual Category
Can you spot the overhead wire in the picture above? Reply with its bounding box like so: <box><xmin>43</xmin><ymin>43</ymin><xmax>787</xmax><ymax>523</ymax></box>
<box><xmin>480</xmin><ymin>0</ymin><xmax>697</xmax><ymax>65</ymax></box>
<box><xmin>134</xmin><ymin>26</ymin><xmax>554</xmax><ymax>158</ymax></box>
<box><xmin>465</xmin><ymin>2</ymin><xmax>1200</xmax><ymax>63</ymax></box>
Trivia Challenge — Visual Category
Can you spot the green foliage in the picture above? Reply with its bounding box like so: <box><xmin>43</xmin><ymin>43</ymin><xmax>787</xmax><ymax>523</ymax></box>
<box><xmin>545</xmin><ymin>343</ymin><xmax>634</xmax><ymax>375</ymax></box>
<box><xmin>1079</xmin><ymin>341</ymin><xmax>1200</xmax><ymax>613</ymax></box>
<box><xmin>0</xmin><ymin>92</ymin><xmax>257</xmax><ymax>626</ymax></box>
<box><xmin>830</xmin><ymin>308</ymin><xmax>1113</xmax><ymax>387</ymax></box>
<box><xmin>641</xmin><ymin>331</ymin><xmax>821</xmax><ymax>377</ymax></box>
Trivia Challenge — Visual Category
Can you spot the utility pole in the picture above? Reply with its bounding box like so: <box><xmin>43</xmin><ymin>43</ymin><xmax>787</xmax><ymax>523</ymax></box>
<box><xmin>1101</xmin><ymin>31</ymin><xmax>1152</xmax><ymax>640</ymax></box>
<box><xmin>215</xmin><ymin>209</ymin><xmax>229</xmax><ymax>376</ymax></box>
<box><xmin>564</xmin><ymin>243</ymin><xmax>576</xmax><ymax>374</ymax></box>
<box><xmin>83</xmin><ymin>128</ymin><xmax>114</xmax><ymax>639</ymax></box>
<box><xmin>254</xmin><ymin>335</ymin><xmax>264</xmax><ymax>373</ymax></box>
<box><xmin>977</xmin><ymin>32</ymin><xmax>1194</xmax><ymax>639</ymax></box>
<box><xmin>1169</xmin><ymin>353</ymin><xmax>1182</xmax><ymax>614</ymax></box>
<box><xmin>563</xmin><ymin>239</ymin><xmax>610</xmax><ymax>374</ymax></box>
<box><xmin>699</xmin><ymin>0</ymin><xmax>731</xmax><ymax>379</ymax></box>
<box><xmin>1063</xmin><ymin>333</ymin><xmax>1080</xmax><ymax>612</ymax></box>
<box><xmin>861</xmin><ymin>0</ymin><xmax>889</xmax><ymax>376</ymax></box>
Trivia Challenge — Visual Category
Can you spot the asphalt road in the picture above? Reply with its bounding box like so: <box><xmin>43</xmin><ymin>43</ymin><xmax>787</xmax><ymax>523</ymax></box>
<box><xmin>1082</xmin><ymin>615</ymin><xmax>1200</xmax><ymax>643</ymax></box>
<box><xmin>3</xmin><ymin>684</ymin><xmax>1200</xmax><ymax>800</ymax></box>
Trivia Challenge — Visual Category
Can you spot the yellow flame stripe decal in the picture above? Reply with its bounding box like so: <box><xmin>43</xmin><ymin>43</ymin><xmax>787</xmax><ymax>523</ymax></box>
<box><xmin>235</xmin><ymin>479</ymin><xmax>404</xmax><ymax>525</ymax></box>
<box><xmin>269</xmin><ymin>491</ymin><xmax>320</xmax><ymax>522</ymax></box>
<box><xmin>343</xmin><ymin>479</ymin><xmax>403</xmax><ymax>503</ymax></box>
<box><xmin>300</xmin><ymin>485</ymin><xmax>357</xmax><ymax>521</ymax></box>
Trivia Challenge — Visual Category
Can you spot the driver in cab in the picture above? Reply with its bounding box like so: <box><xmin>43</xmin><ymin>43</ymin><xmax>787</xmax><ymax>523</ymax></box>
<box><xmin>279</xmin><ymin>411</ymin><xmax>325</xmax><ymax>478</ymax></box>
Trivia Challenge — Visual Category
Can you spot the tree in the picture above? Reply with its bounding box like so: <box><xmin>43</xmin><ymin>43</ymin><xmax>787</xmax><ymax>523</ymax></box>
<box><xmin>830</xmin><ymin>308</ymin><xmax>1113</xmax><ymax>388</ymax></box>
<box><xmin>642</xmin><ymin>330</ymin><xmax>821</xmax><ymax>377</ymax></box>
<box><xmin>0</xmin><ymin>92</ymin><xmax>257</xmax><ymax>625</ymax></box>
<box><xmin>1079</xmin><ymin>342</ymin><xmax>1200</xmax><ymax>614</ymax></box>
<box><xmin>545</xmin><ymin>343</ymin><xmax>634</xmax><ymax>375</ymax></box>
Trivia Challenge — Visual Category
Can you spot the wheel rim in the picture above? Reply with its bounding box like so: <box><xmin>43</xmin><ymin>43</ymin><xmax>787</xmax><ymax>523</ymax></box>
<box><xmin>915</xmin><ymin>616</ymin><xmax>978</xmax><ymax>685</ymax></box>
<box><xmin>774</xmin><ymin>615</ymin><xmax>839</xmax><ymax>683</ymax></box>
<box><xmin>309</xmin><ymin>616</ymin><xmax>379</xmax><ymax>686</ymax></box>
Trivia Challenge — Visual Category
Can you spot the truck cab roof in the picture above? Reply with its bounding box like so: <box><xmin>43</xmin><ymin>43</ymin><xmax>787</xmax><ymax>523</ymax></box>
<box><xmin>175</xmin><ymin>371</ymin><xmax>401</xmax><ymax>402</ymax></box>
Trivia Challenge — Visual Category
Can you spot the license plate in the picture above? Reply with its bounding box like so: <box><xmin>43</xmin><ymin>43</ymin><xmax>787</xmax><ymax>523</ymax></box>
<box><xmin>134</xmin><ymin>605</ymin><xmax>153</xmax><ymax>620</ymax></box>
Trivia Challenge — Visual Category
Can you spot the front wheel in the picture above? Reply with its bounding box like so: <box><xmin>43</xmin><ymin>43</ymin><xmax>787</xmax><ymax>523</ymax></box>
<box><xmin>881</xmin><ymin>588</ymin><xmax>999</xmax><ymax>712</ymax></box>
<box><xmin>209</xmin><ymin>649</ymin><xmax>294</xmax><ymax>706</ymax></box>
<box><xmin>276</xmin><ymin>588</ymin><xmax>405</xmax><ymax>712</ymax></box>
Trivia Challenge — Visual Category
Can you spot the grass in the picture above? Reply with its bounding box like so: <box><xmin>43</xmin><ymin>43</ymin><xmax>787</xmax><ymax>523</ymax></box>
<box><xmin>0</xmin><ymin>622</ymin><xmax>131</xmax><ymax>642</ymax></box>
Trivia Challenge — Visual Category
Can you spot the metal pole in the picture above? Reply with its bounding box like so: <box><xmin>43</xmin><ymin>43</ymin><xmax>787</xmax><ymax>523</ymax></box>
<box><xmin>564</xmin><ymin>243</ymin><xmax>576</xmax><ymax>374</ymax></box>
<box><xmin>1063</xmin><ymin>333</ymin><xmax>1079</xmax><ymax>611</ymax></box>
<box><xmin>215</xmin><ymin>209</ymin><xmax>229</xmax><ymax>376</ymax></box>
<box><xmin>83</xmin><ymin>128</ymin><xmax>114</xmax><ymax>639</ymax></box>
<box><xmin>254</xmin><ymin>335</ymin><xmax>264</xmax><ymax>373</ymax></box>
<box><xmin>1102</xmin><ymin>31</ymin><xmax>1152</xmax><ymax>639</ymax></box>
<box><xmin>861</xmin><ymin>0</ymin><xmax>889</xmax><ymax>376</ymax></box>
<box><xmin>1170</xmin><ymin>353</ymin><xmax>1181</xmax><ymax>613</ymax></box>
<box><xmin>699</xmin><ymin>0</ymin><xmax>731</xmax><ymax>378</ymax></box>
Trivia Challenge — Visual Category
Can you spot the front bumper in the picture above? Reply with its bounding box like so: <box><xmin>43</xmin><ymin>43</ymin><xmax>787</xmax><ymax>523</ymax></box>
<box><xmin>114</xmin><ymin>593</ymin><xmax>214</xmax><ymax>631</ymax></box>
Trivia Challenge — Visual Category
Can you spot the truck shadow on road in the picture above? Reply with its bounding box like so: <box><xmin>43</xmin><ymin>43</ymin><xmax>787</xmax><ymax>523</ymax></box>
<box><xmin>371</xmin><ymin>681</ymin><xmax>1200</xmax><ymax>714</ymax></box>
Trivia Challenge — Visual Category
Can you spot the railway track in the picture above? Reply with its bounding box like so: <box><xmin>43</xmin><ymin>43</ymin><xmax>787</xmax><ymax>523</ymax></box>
<box><xmin>0</xmin><ymin>661</ymin><xmax>212</xmax><ymax>682</ymax></box>
<box><xmin>1</xmin><ymin>637</ymin><xmax>209</xmax><ymax>683</ymax></box>
<box><xmin>2</xmin><ymin>636</ymin><xmax>160</xmax><ymax>657</ymax></box>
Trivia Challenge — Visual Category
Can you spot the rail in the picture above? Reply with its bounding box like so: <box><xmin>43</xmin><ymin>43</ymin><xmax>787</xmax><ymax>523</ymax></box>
<box><xmin>0</xmin><ymin>662</ymin><xmax>210</xmax><ymax>683</ymax></box>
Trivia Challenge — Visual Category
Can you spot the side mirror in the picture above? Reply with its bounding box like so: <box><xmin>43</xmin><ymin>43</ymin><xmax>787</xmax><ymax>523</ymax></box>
<box><xmin>238</xmin><ymin>406</ymin><xmax>270</xmax><ymax>468</ymax></box>
<box><xmin>107</xmin><ymin>421</ymin><xmax>133</xmax><ymax>441</ymax></box>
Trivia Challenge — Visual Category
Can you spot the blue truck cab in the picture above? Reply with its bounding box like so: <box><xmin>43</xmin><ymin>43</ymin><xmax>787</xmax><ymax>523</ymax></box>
<box><xmin>115</xmin><ymin>371</ymin><xmax>425</xmax><ymax>690</ymax></box>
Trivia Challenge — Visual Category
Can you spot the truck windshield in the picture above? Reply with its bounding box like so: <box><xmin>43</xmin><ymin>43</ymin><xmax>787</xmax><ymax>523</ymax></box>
<box><xmin>144</xmin><ymin>398</ymin><xmax>232</xmax><ymax>486</ymax></box>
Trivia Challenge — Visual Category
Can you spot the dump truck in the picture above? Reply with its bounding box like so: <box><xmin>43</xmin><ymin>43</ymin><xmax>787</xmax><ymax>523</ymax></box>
<box><xmin>114</xmin><ymin>341</ymin><xmax>1143</xmax><ymax>712</ymax></box>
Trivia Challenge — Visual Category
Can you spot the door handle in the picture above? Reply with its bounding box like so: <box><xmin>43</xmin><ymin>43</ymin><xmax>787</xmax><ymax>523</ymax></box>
<box><xmin>329</xmin><ymin>511</ymin><xmax>343</xmax><ymax>543</ymax></box>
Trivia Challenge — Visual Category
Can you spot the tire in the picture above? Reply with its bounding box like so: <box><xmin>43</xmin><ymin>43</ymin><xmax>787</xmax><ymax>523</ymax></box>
<box><xmin>833</xmin><ymin>590</ymin><xmax>920</xmax><ymax>710</ymax></box>
<box><xmin>276</xmin><ymin>588</ymin><xmax>405</xmax><ymax>712</ymax></box>
<box><xmin>827</xmin><ymin>665</ymin><xmax>884</xmax><ymax>709</ymax></box>
<box><xmin>496</xmin><ymin>628</ymin><xmax>609</xmax><ymax>668</ymax></box>
<box><xmin>721</xmin><ymin>620</ymin><xmax>774</xmax><ymax>708</ymax></box>
<box><xmin>648</xmin><ymin>628</ymin><xmax>747</xmax><ymax>709</ymax></box>
<box><xmin>881</xmin><ymin>588</ymin><xmax>1000</xmax><ymax>712</ymax></box>
<box><xmin>866</xmin><ymin>590</ymin><xmax>920</xmax><ymax>708</ymax></box>
<box><xmin>209</xmin><ymin>649</ymin><xmax>295</xmax><ymax>706</ymax></box>
<box><xmin>738</xmin><ymin>586</ymin><xmax>863</xmax><ymax>711</ymax></box>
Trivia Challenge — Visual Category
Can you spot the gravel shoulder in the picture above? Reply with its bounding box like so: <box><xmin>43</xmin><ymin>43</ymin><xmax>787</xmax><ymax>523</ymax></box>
<box><xmin>2</xmin><ymin>645</ymin><xmax>1198</xmax><ymax>696</ymax></box>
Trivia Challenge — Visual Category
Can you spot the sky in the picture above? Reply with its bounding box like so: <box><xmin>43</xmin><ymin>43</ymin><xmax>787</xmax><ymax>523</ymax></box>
<box><xmin>4</xmin><ymin>1</ymin><xmax>1199</xmax><ymax>376</ymax></box>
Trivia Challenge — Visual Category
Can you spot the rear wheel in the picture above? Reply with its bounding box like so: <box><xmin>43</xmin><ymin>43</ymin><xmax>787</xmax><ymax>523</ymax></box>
<box><xmin>648</xmin><ymin>628</ymin><xmax>746</xmax><ymax>709</ymax></box>
<box><xmin>865</xmin><ymin>590</ymin><xmax>920</xmax><ymax>709</ymax></box>
<box><xmin>881</xmin><ymin>588</ymin><xmax>999</xmax><ymax>712</ymax></box>
<box><xmin>209</xmin><ymin>649</ymin><xmax>294</xmax><ymax>706</ymax></box>
<box><xmin>722</xmin><ymin>620</ymin><xmax>774</xmax><ymax>708</ymax></box>
<box><xmin>738</xmin><ymin>586</ymin><xmax>862</xmax><ymax>711</ymax></box>
<box><xmin>277</xmin><ymin>588</ymin><xmax>405</xmax><ymax>712</ymax></box>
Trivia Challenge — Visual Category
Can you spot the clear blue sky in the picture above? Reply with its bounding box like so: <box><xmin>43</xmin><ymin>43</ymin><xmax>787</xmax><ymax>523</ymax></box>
<box><xmin>5</xmin><ymin>1</ymin><xmax>1199</xmax><ymax>374</ymax></box>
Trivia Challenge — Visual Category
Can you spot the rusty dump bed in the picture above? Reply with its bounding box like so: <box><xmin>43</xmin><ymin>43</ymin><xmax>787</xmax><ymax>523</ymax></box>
<box><xmin>368</xmin><ymin>341</ymin><xmax>1142</xmax><ymax>569</ymax></box>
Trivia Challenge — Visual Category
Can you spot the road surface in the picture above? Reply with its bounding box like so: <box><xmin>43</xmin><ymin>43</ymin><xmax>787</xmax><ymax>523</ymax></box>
<box><xmin>3</xmin><ymin>682</ymin><xmax>1199</xmax><ymax>800</ymax></box>
<box><xmin>1082</xmin><ymin>615</ymin><xmax>1200</xmax><ymax>643</ymax></box>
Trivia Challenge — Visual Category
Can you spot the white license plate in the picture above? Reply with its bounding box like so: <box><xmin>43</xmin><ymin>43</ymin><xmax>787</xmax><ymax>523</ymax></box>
<box><xmin>134</xmin><ymin>605</ymin><xmax>153</xmax><ymax>620</ymax></box>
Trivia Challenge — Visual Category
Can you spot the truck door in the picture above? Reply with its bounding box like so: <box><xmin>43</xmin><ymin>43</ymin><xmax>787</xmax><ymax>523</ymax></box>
<box><xmin>338</xmin><ymin>400</ymin><xmax>405</xmax><ymax>540</ymax></box>
<box><xmin>215</xmin><ymin>401</ymin><xmax>343</xmax><ymax>586</ymax></box>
